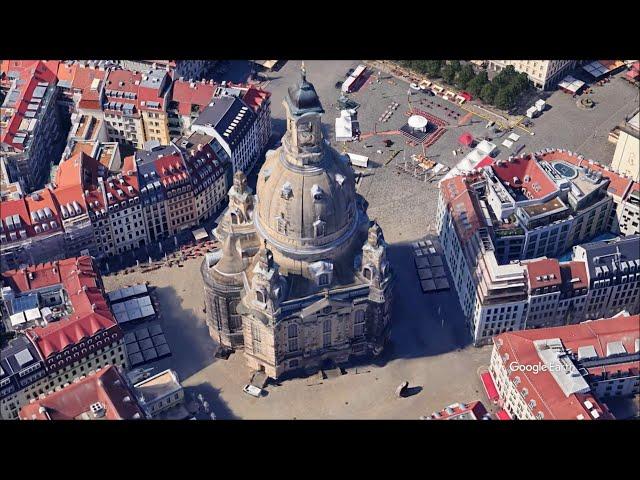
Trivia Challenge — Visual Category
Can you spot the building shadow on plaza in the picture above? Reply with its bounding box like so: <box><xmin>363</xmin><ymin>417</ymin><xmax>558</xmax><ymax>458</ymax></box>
<box><xmin>154</xmin><ymin>285</ymin><xmax>219</xmax><ymax>380</ymax></box>
<box><xmin>185</xmin><ymin>383</ymin><xmax>240</xmax><ymax>420</ymax></box>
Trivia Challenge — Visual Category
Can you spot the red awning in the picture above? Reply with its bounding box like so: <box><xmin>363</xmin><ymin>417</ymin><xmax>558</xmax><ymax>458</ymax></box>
<box><xmin>459</xmin><ymin>91</ymin><xmax>473</xmax><ymax>101</ymax></box>
<box><xmin>496</xmin><ymin>409</ymin><xmax>511</xmax><ymax>420</ymax></box>
<box><xmin>459</xmin><ymin>132</ymin><xmax>474</xmax><ymax>146</ymax></box>
<box><xmin>476</xmin><ymin>156</ymin><xmax>494</xmax><ymax>169</ymax></box>
<box><xmin>480</xmin><ymin>372</ymin><xmax>499</xmax><ymax>403</ymax></box>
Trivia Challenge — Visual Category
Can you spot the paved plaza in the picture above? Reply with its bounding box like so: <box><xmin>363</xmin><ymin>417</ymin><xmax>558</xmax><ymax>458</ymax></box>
<box><xmin>102</xmin><ymin>61</ymin><xmax>638</xmax><ymax>419</ymax></box>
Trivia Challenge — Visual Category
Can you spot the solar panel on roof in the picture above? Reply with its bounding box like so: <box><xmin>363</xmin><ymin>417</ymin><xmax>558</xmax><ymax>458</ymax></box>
<box><xmin>126</xmin><ymin>342</ymin><xmax>141</xmax><ymax>354</ymax></box>
<box><xmin>148</xmin><ymin>323</ymin><xmax>163</xmax><ymax>336</ymax></box>
<box><xmin>140</xmin><ymin>305</ymin><xmax>155</xmax><ymax>318</ymax></box>
<box><xmin>142</xmin><ymin>348</ymin><xmax>158</xmax><ymax>361</ymax></box>
<box><xmin>152</xmin><ymin>334</ymin><xmax>167</xmax><ymax>347</ymax></box>
<box><xmin>139</xmin><ymin>296</ymin><xmax>152</xmax><ymax>307</ymax></box>
<box><xmin>155</xmin><ymin>344</ymin><xmax>171</xmax><ymax>358</ymax></box>
<box><xmin>135</xmin><ymin>328</ymin><xmax>150</xmax><ymax>340</ymax></box>
<box><xmin>139</xmin><ymin>337</ymin><xmax>154</xmax><ymax>350</ymax></box>
<box><xmin>128</xmin><ymin>352</ymin><xmax>145</xmax><ymax>366</ymax></box>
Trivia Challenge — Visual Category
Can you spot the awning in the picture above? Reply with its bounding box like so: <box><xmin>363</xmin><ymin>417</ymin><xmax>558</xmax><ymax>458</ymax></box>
<box><xmin>496</xmin><ymin>409</ymin><xmax>511</xmax><ymax>420</ymax></box>
<box><xmin>254</xmin><ymin>60</ymin><xmax>278</xmax><ymax>69</ymax></box>
<box><xmin>480</xmin><ymin>372</ymin><xmax>500</xmax><ymax>403</ymax></box>
<box><xmin>459</xmin><ymin>91</ymin><xmax>473</xmax><ymax>101</ymax></box>
<box><xmin>192</xmin><ymin>227</ymin><xmax>209</xmax><ymax>242</ymax></box>
<box><xmin>476</xmin><ymin>156</ymin><xmax>494</xmax><ymax>169</ymax></box>
<box><xmin>458</xmin><ymin>132</ymin><xmax>474</xmax><ymax>147</ymax></box>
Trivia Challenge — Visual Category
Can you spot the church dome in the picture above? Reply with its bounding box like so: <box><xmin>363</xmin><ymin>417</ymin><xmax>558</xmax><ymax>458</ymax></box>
<box><xmin>254</xmin><ymin>66</ymin><xmax>360</xmax><ymax>259</ymax></box>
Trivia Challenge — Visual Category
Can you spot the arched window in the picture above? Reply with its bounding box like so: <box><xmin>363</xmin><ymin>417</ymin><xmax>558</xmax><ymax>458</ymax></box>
<box><xmin>288</xmin><ymin>323</ymin><xmax>298</xmax><ymax>338</ymax></box>
<box><xmin>323</xmin><ymin>318</ymin><xmax>332</xmax><ymax>347</ymax></box>
<box><xmin>230</xmin><ymin>212</ymin><xmax>239</xmax><ymax>225</ymax></box>
<box><xmin>256</xmin><ymin>290</ymin><xmax>265</xmax><ymax>303</ymax></box>
<box><xmin>287</xmin><ymin>323</ymin><xmax>298</xmax><ymax>352</ymax></box>
<box><xmin>364</xmin><ymin>267</ymin><xmax>372</xmax><ymax>280</ymax></box>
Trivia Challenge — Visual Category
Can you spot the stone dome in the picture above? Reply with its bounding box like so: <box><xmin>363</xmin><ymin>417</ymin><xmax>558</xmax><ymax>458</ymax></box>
<box><xmin>254</xmin><ymin>147</ymin><xmax>359</xmax><ymax>256</ymax></box>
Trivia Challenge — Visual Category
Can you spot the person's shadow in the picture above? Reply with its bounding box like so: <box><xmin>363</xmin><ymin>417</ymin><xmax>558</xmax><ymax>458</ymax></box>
<box><xmin>401</xmin><ymin>386</ymin><xmax>423</xmax><ymax>398</ymax></box>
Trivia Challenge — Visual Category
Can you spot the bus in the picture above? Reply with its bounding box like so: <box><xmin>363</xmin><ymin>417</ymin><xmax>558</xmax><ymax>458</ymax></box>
<box><xmin>341</xmin><ymin>64</ymin><xmax>367</xmax><ymax>94</ymax></box>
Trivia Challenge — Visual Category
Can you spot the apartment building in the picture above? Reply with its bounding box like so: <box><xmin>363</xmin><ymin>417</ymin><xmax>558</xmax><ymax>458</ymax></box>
<box><xmin>191</xmin><ymin>94</ymin><xmax>262</xmax><ymax>175</ymax></box>
<box><xmin>437</xmin><ymin>150</ymin><xmax>639</xmax><ymax>345</ymax></box>
<box><xmin>489</xmin><ymin>313</ymin><xmax>639</xmax><ymax>419</ymax></box>
<box><xmin>1</xmin><ymin>61</ymin><xmax>63</xmax><ymax>191</ymax></box>
<box><xmin>487</xmin><ymin>60</ymin><xmax>576</xmax><ymax>90</ymax></box>
<box><xmin>523</xmin><ymin>258</ymin><xmax>589</xmax><ymax>329</ymax></box>
<box><xmin>610</xmin><ymin>111</ymin><xmax>639</xmax><ymax>181</ymax></box>
<box><xmin>138</xmin><ymin>69</ymin><xmax>172</xmax><ymax>145</ymax></box>
<box><xmin>486</xmin><ymin>152</ymin><xmax>615</xmax><ymax>263</ymax></box>
<box><xmin>52</xmin><ymin>152</ymin><xmax>104</xmax><ymax>258</ymax></box>
<box><xmin>86</xmin><ymin>156</ymin><xmax>148</xmax><ymax>256</ymax></box>
<box><xmin>0</xmin><ymin>187</ymin><xmax>66</xmax><ymax>271</ymax></box>
<box><xmin>119</xmin><ymin>60</ymin><xmax>213</xmax><ymax>82</ymax></box>
<box><xmin>133</xmin><ymin>368</ymin><xmax>186</xmax><ymax>419</ymax></box>
<box><xmin>617</xmin><ymin>185</ymin><xmax>639</xmax><ymax>235</ymax></box>
<box><xmin>19</xmin><ymin>365</ymin><xmax>144</xmax><ymax>420</ymax></box>
<box><xmin>573</xmin><ymin>235</ymin><xmax>640</xmax><ymax>320</ymax></box>
<box><xmin>136</xmin><ymin>137</ymin><xmax>228</xmax><ymax>239</ymax></box>
<box><xmin>0</xmin><ymin>256</ymin><xmax>127</xmax><ymax>419</ymax></box>
<box><xmin>168</xmin><ymin>78</ymin><xmax>216</xmax><ymax>137</ymax></box>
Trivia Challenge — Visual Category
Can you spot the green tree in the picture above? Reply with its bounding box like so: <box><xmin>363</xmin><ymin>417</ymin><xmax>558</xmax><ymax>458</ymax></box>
<box><xmin>467</xmin><ymin>71</ymin><xmax>489</xmax><ymax>96</ymax></box>
<box><xmin>493</xmin><ymin>64</ymin><xmax>517</xmax><ymax>88</ymax></box>
<box><xmin>455</xmin><ymin>64</ymin><xmax>475</xmax><ymax>89</ymax></box>
<box><xmin>494</xmin><ymin>85</ymin><xmax>517</xmax><ymax>111</ymax></box>
<box><xmin>441</xmin><ymin>64</ymin><xmax>456</xmax><ymax>84</ymax></box>
<box><xmin>449</xmin><ymin>60</ymin><xmax>462</xmax><ymax>72</ymax></box>
<box><xmin>510</xmin><ymin>72</ymin><xmax>530</xmax><ymax>94</ymax></box>
<box><xmin>480</xmin><ymin>82</ymin><xmax>497</xmax><ymax>104</ymax></box>
<box><xmin>424</xmin><ymin>60</ymin><xmax>442</xmax><ymax>77</ymax></box>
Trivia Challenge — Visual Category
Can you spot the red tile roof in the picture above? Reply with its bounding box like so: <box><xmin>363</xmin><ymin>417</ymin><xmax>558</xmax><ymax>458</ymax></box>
<box><xmin>559</xmin><ymin>261</ymin><xmax>589</xmax><ymax>291</ymax></box>
<box><xmin>1</xmin><ymin>187</ymin><xmax>63</xmax><ymax>240</ymax></box>
<box><xmin>430</xmin><ymin>400</ymin><xmax>489</xmax><ymax>420</ymax></box>
<box><xmin>491</xmin><ymin>155</ymin><xmax>558</xmax><ymax>200</ymax></box>
<box><xmin>19</xmin><ymin>365</ymin><xmax>144</xmax><ymax>420</ymax></box>
<box><xmin>2</xmin><ymin>256</ymin><xmax>121</xmax><ymax>360</ymax></box>
<box><xmin>494</xmin><ymin>314</ymin><xmax>640</xmax><ymax>419</ymax></box>
<box><xmin>242</xmin><ymin>85</ymin><xmax>271</xmax><ymax>113</ymax></box>
<box><xmin>171</xmin><ymin>79</ymin><xmax>216</xmax><ymax>116</ymax></box>
<box><xmin>524</xmin><ymin>257</ymin><xmax>562</xmax><ymax>290</ymax></box>
<box><xmin>440</xmin><ymin>173</ymin><xmax>485</xmax><ymax>243</ymax></box>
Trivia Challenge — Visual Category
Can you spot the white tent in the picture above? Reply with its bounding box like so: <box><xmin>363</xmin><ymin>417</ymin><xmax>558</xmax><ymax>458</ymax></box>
<box><xmin>346</xmin><ymin>153</ymin><xmax>368</xmax><ymax>168</ymax></box>
<box><xmin>10</xmin><ymin>312</ymin><xmax>26</xmax><ymax>327</ymax></box>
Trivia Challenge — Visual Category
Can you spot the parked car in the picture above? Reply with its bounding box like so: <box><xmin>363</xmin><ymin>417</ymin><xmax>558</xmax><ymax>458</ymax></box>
<box><xmin>243</xmin><ymin>384</ymin><xmax>263</xmax><ymax>398</ymax></box>
<box><xmin>335</xmin><ymin>81</ymin><xmax>343</xmax><ymax>89</ymax></box>
<box><xmin>410</xmin><ymin>83</ymin><xmax>420</xmax><ymax>90</ymax></box>
<box><xmin>345</xmin><ymin>68</ymin><xmax>354</xmax><ymax>77</ymax></box>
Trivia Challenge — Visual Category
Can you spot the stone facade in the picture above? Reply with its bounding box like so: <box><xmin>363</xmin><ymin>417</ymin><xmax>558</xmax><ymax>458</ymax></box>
<box><xmin>202</xmin><ymin>66</ymin><xmax>394</xmax><ymax>379</ymax></box>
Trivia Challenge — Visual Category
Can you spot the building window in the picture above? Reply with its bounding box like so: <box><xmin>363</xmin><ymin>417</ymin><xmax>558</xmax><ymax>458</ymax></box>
<box><xmin>318</xmin><ymin>274</ymin><xmax>329</xmax><ymax>286</ymax></box>
<box><xmin>323</xmin><ymin>318</ymin><xmax>332</xmax><ymax>347</ymax></box>
<box><xmin>288</xmin><ymin>323</ymin><xmax>298</xmax><ymax>352</ymax></box>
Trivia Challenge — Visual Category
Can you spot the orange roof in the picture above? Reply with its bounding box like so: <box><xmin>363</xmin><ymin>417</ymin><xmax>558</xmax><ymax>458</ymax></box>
<box><xmin>524</xmin><ymin>258</ymin><xmax>562</xmax><ymax>290</ymax></box>
<box><xmin>2</xmin><ymin>256</ymin><xmax>120</xmax><ymax>360</ymax></box>
<box><xmin>19</xmin><ymin>365</ymin><xmax>144</xmax><ymax>420</ymax></box>
<box><xmin>492</xmin><ymin>155</ymin><xmax>557</xmax><ymax>200</ymax></box>
<box><xmin>494</xmin><ymin>315</ymin><xmax>639</xmax><ymax>419</ymax></box>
